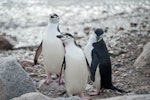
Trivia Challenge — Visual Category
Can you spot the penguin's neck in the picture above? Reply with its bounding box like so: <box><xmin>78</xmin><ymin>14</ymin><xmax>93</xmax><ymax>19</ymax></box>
<box><xmin>65</xmin><ymin>42</ymin><xmax>77</xmax><ymax>52</ymax></box>
<box><xmin>87</xmin><ymin>34</ymin><xmax>97</xmax><ymax>45</ymax></box>
<box><xmin>47</xmin><ymin>22</ymin><xmax>59</xmax><ymax>32</ymax></box>
<box><xmin>48</xmin><ymin>22</ymin><xmax>58</xmax><ymax>28</ymax></box>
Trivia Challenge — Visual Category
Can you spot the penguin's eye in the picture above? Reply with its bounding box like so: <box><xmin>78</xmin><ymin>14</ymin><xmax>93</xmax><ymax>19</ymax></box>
<box><xmin>54</xmin><ymin>14</ymin><xmax>58</xmax><ymax>17</ymax></box>
<box><xmin>65</xmin><ymin>35</ymin><xmax>69</xmax><ymax>38</ymax></box>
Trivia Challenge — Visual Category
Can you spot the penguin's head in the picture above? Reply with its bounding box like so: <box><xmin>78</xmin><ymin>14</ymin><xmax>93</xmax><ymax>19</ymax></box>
<box><xmin>94</xmin><ymin>28</ymin><xmax>104</xmax><ymax>42</ymax></box>
<box><xmin>56</xmin><ymin>33</ymin><xmax>74</xmax><ymax>44</ymax></box>
<box><xmin>49</xmin><ymin>13</ymin><xmax>59</xmax><ymax>23</ymax></box>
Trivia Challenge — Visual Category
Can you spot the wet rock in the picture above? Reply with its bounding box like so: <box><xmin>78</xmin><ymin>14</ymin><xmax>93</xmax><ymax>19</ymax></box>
<box><xmin>104</xmin><ymin>27</ymin><xmax>109</xmax><ymax>33</ymax></box>
<box><xmin>11</xmin><ymin>92</ymin><xmax>82</xmax><ymax>100</ymax></box>
<box><xmin>0</xmin><ymin>57</ymin><xmax>37</xmax><ymax>100</ymax></box>
<box><xmin>0</xmin><ymin>36</ymin><xmax>13</xmax><ymax>50</ymax></box>
<box><xmin>100</xmin><ymin>94</ymin><xmax>150</xmax><ymax>100</ymax></box>
<box><xmin>113</xmin><ymin>63</ymin><xmax>123</xmax><ymax>67</ymax></box>
<box><xmin>134</xmin><ymin>42</ymin><xmax>150</xmax><ymax>69</ymax></box>
<box><xmin>123</xmin><ymin>57</ymin><xmax>136</xmax><ymax>65</ymax></box>
<box><xmin>130</xmin><ymin>23</ymin><xmax>138</xmax><ymax>27</ymax></box>
<box><xmin>130</xmin><ymin>29</ymin><xmax>138</xmax><ymax>33</ymax></box>
<box><xmin>118</xmin><ymin>27</ymin><xmax>124</xmax><ymax>31</ymax></box>
<box><xmin>109</xmin><ymin>50</ymin><xmax>120</xmax><ymax>57</ymax></box>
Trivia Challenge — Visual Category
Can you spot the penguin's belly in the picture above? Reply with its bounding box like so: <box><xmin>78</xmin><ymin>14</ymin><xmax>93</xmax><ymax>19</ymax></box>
<box><xmin>84</xmin><ymin>44</ymin><xmax>101</xmax><ymax>90</ymax></box>
<box><xmin>42</xmin><ymin>39</ymin><xmax>64</xmax><ymax>74</ymax></box>
<box><xmin>93</xmin><ymin>67</ymin><xmax>101</xmax><ymax>90</ymax></box>
<box><xmin>65</xmin><ymin>55</ymin><xmax>88</xmax><ymax>95</ymax></box>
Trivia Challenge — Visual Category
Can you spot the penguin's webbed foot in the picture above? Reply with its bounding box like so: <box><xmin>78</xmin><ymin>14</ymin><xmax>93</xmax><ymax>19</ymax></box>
<box><xmin>44</xmin><ymin>75</ymin><xmax>52</xmax><ymax>84</ymax></box>
<box><xmin>80</xmin><ymin>93</ymin><xmax>91</xmax><ymax>100</ymax></box>
<box><xmin>56</xmin><ymin>77</ymin><xmax>65</xmax><ymax>84</ymax></box>
<box><xmin>59</xmin><ymin>77</ymin><xmax>65</xmax><ymax>84</ymax></box>
<box><xmin>88</xmin><ymin>89</ymin><xmax>99</xmax><ymax>96</ymax></box>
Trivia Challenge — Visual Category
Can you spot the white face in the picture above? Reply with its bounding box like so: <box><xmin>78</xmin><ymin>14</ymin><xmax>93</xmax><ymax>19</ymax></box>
<box><xmin>57</xmin><ymin>34</ymin><xmax>74</xmax><ymax>45</ymax></box>
<box><xmin>49</xmin><ymin>13</ymin><xmax>59</xmax><ymax>23</ymax></box>
<box><xmin>89</xmin><ymin>31</ymin><xmax>103</xmax><ymax>43</ymax></box>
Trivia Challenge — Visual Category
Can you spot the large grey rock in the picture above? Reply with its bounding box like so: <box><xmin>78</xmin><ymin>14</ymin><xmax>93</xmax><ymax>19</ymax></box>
<box><xmin>99</xmin><ymin>94</ymin><xmax>150</xmax><ymax>100</ymax></box>
<box><xmin>0</xmin><ymin>57</ymin><xmax>37</xmax><ymax>100</ymax></box>
<box><xmin>134</xmin><ymin>42</ymin><xmax>150</xmax><ymax>68</ymax></box>
<box><xmin>11</xmin><ymin>92</ymin><xmax>51</xmax><ymax>100</ymax></box>
<box><xmin>11</xmin><ymin>92</ymin><xmax>82</xmax><ymax>100</ymax></box>
<box><xmin>0</xmin><ymin>36</ymin><xmax>13</xmax><ymax>50</ymax></box>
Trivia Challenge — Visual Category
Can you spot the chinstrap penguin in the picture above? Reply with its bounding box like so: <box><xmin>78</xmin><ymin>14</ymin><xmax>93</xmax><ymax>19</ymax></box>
<box><xmin>84</xmin><ymin>28</ymin><xmax>127</xmax><ymax>95</ymax></box>
<box><xmin>57</xmin><ymin>33</ymin><xmax>90</xmax><ymax>99</ymax></box>
<box><xmin>34</xmin><ymin>13</ymin><xmax>65</xmax><ymax>84</ymax></box>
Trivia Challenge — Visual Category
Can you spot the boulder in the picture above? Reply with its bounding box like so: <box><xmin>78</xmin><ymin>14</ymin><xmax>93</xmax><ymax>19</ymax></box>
<box><xmin>99</xmin><ymin>94</ymin><xmax>150</xmax><ymax>100</ymax></box>
<box><xmin>0</xmin><ymin>36</ymin><xmax>13</xmax><ymax>50</ymax></box>
<box><xmin>0</xmin><ymin>57</ymin><xmax>37</xmax><ymax>100</ymax></box>
<box><xmin>11</xmin><ymin>92</ymin><xmax>82</xmax><ymax>100</ymax></box>
<box><xmin>134</xmin><ymin>42</ymin><xmax>150</xmax><ymax>68</ymax></box>
<box><xmin>11</xmin><ymin>92</ymin><xmax>51</xmax><ymax>100</ymax></box>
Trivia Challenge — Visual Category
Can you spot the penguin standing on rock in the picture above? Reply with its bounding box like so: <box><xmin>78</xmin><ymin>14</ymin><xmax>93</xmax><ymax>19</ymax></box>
<box><xmin>34</xmin><ymin>13</ymin><xmax>65</xmax><ymax>84</ymax></box>
<box><xmin>57</xmin><ymin>33</ymin><xmax>90</xmax><ymax>99</ymax></box>
<box><xmin>84</xmin><ymin>28</ymin><xmax>127</xmax><ymax>95</ymax></box>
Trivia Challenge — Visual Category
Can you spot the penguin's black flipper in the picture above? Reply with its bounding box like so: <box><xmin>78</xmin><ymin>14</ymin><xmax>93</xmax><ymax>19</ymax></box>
<box><xmin>59</xmin><ymin>57</ymin><xmax>66</xmax><ymax>85</ymax></box>
<box><xmin>34</xmin><ymin>41</ymin><xmax>42</xmax><ymax>65</ymax></box>
<box><xmin>85</xmin><ymin>57</ymin><xmax>92</xmax><ymax>77</ymax></box>
<box><xmin>57</xmin><ymin>25</ymin><xmax>60</xmax><ymax>32</ymax></box>
<box><xmin>90</xmin><ymin>51</ymin><xmax>99</xmax><ymax>82</ymax></box>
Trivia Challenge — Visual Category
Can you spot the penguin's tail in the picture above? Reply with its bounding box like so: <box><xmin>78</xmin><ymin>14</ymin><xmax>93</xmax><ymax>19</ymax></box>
<box><xmin>110</xmin><ymin>85</ymin><xmax>128</xmax><ymax>93</ymax></box>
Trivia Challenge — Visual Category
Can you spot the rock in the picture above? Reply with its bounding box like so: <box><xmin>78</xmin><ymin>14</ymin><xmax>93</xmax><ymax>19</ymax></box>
<box><xmin>118</xmin><ymin>27</ymin><xmax>124</xmax><ymax>31</ymax></box>
<box><xmin>11</xmin><ymin>92</ymin><xmax>82</xmax><ymax>100</ymax></box>
<box><xmin>113</xmin><ymin>63</ymin><xmax>123</xmax><ymax>67</ymax></box>
<box><xmin>0</xmin><ymin>36</ymin><xmax>13</xmax><ymax>50</ymax></box>
<box><xmin>0</xmin><ymin>57</ymin><xmax>37</xmax><ymax>100</ymax></box>
<box><xmin>11</xmin><ymin>92</ymin><xmax>51</xmax><ymax>100</ymax></box>
<box><xmin>84</xmin><ymin>26</ymin><xmax>92</xmax><ymax>36</ymax></box>
<box><xmin>99</xmin><ymin>94</ymin><xmax>150</xmax><ymax>100</ymax></box>
<box><xmin>38</xmin><ymin>80</ymin><xmax>66</xmax><ymax>97</ymax></box>
<box><xmin>134</xmin><ymin>42</ymin><xmax>150</xmax><ymax>69</ymax></box>
<box><xmin>130</xmin><ymin>22</ymin><xmax>138</xmax><ymax>27</ymax></box>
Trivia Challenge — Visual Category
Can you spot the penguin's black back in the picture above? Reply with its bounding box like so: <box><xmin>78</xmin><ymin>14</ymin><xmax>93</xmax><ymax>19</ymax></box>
<box><xmin>92</xmin><ymin>39</ymin><xmax>112</xmax><ymax>89</ymax></box>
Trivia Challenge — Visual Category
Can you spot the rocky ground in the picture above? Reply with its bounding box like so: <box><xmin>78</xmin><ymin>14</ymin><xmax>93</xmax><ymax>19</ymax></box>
<box><xmin>0</xmin><ymin>0</ymin><xmax>150</xmax><ymax>99</ymax></box>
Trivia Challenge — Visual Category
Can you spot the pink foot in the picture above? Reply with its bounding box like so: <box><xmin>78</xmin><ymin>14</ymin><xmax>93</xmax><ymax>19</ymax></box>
<box><xmin>89</xmin><ymin>89</ymin><xmax>99</xmax><ymax>96</ymax></box>
<box><xmin>80</xmin><ymin>93</ymin><xmax>91</xmax><ymax>100</ymax></box>
<box><xmin>56</xmin><ymin>77</ymin><xmax>65</xmax><ymax>84</ymax></box>
<box><xmin>44</xmin><ymin>75</ymin><xmax>52</xmax><ymax>84</ymax></box>
<box><xmin>59</xmin><ymin>77</ymin><xmax>65</xmax><ymax>84</ymax></box>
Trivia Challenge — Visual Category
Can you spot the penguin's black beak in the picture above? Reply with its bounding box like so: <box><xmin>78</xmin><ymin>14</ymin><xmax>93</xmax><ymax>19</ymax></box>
<box><xmin>56</xmin><ymin>35</ymin><xmax>63</xmax><ymax>38</ymax></box>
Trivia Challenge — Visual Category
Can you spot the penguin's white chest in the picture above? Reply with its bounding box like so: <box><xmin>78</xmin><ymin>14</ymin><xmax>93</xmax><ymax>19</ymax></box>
<box><xmin>84</xmin><ymin>43</ymin><xmax>93</xmax><ymax>65</ymax></box>
<box><xmin>42</xmin><ymin>24</ymin><xmax>65</xmax><ymax>74</ymax></box>
<box><xmin>65</xmin><ymin>46</ymin><xmax>88</xmax><ymax>95</ymax></box>
<box><xmin>84</xmin><ymin>42</ymin><xmax>101</xmax><ymax>90</ymax></box>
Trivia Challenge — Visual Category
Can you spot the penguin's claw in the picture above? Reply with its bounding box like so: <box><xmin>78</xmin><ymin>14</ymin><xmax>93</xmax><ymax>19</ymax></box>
<box><xmin>44</xmin><ymin>76</ymin><xmax>52</xmax><ymax>84</ymax></box>
<box><xmin>59</xmin><ymin>77</ymin><xmax>65</xmax><ymax>84</ymax></box>
<box><xmin>88</xmin><ymin>89</ymin><xmax>99</xmax><ymax>96</ymax></box>
<box><xmin>56</xmin><ymin>77</ymin><xmax>65</xmax><ymax>84</ymax></box>
<box><xmin>80</xmin><ymin>93</ymin><xmax>91</xmax><ymax>100</ymax></box>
